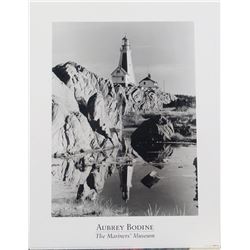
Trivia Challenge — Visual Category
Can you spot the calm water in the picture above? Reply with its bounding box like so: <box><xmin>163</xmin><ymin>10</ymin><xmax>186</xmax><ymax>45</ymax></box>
<box><xmin>101</xmin><ymin>143</ymin><xmax>198</xmax><ymax>216</ymax></box>
<box><xmin>52</xmin><ymin>130</ymin><xmax>198</xmax><ymax>216</ymax></box>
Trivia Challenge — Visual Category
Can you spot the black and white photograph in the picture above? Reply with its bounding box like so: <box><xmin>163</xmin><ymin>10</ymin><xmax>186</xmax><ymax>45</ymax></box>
<box><xmin>51</xmin><ymin>22</ymin><xmax>198</xmax><ymax>217</ymax></box>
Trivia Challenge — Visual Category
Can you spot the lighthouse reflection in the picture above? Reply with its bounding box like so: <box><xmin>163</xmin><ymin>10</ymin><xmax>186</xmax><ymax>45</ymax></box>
<box><xmin>118</xmin><ymin>164</ymin><xmax>134</xmax><ymax>202</ymax></box>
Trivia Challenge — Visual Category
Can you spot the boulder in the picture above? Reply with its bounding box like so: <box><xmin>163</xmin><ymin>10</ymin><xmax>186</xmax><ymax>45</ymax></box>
<box><xmin>131</xmin><ymin>115</ymin><xmax>175</xmax><ymax>149</ymax></box>
<box><xmin>131</xmin><ymin>116</ymin><xmax>175</xmax><ymax>165</ymax></box>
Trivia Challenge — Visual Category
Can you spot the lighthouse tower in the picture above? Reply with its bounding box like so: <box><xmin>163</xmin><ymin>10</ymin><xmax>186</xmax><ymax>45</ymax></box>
<box><xmin>111</xmin><ymin>36</ymin><xmax>136</xmax><ymax>87</ymax></box>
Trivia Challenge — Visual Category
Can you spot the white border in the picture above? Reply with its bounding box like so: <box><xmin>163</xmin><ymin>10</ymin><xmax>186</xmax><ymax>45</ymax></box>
<box><xmin>29</xmin><ymin>2</ymin><xmax>220</xmax><ymax>249</ymax></box>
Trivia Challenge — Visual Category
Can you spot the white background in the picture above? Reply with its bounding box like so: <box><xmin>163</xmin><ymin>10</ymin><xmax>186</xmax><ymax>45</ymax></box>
<box><xmin>0</xmin><ymin>0</ymin><xmax>249</xmax><ymax>250</ymax></box>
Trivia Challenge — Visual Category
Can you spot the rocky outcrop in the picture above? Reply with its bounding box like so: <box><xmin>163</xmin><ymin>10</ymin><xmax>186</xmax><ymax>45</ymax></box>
<box><xmin>53</xmin><ymin>62</ymin><xmax>125</xmax><ymax>130</ymax></box>
<box><xmin>52</xmin><ymin>62</ymin><xmax>125</xmax><ymax>155</ymax></box>
<box><xmin>52</xmin><ymin>61</ymin><xmax>177</xmax><ymax>155</ymax></box>
<box><xmin>52</xmin><ymin>73</ymin><xmax>100</xmax><ymax>155</ymax></box>
<box><xmin>121</xmin><ymin>85</ymin><xmax>176</xmax><ymax>113</ymax></box>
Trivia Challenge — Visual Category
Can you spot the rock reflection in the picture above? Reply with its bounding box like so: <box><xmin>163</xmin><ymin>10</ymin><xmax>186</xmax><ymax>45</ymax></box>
<box><xmin>52</xmin><ymin>137</ymin><xmax>139</xmax><ymax>203</ymax></box>
<box><xmin>131</xmin><ymin>141</ymin><xmax>174</xmax><ymax>167</ymax></box>
<box><xmin>141</xmin><ymin>171</ymin><xmax>160</xmax><ymax>188</ymax></box>
<box><xmin>52</xmin><ymin>138</ymin><xmax>198</xmax><ymax>211</ymax></box>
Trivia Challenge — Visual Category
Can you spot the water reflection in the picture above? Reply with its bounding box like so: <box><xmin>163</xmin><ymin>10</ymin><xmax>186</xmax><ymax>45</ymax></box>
<box><xmin>131</xmin><ymin>142</ymin><xmax>174</xmax><ymax>168</ymax></box>
<box><xmin>52</xmin><ymin>136</ymin><xmax>198</xmax><ymax>215</ymax></box>
<box><xmin>141</xmin><ymin>171</ymin><xmax>160</xmax><ymax>188</ymax></box>
<box><xmin>52</xmin><ymin>138</ymin><xmax>139</xmax><ymax>203</ymax></box>
<box><xmin>119</xmin><ymin>165</ymin><xmax>134</xmax><ymax>202</ymax></box>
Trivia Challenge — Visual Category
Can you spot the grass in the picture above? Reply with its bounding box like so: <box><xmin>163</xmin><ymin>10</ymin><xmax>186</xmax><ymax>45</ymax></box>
<box><xmin>145</xmin><ymin>204</ymin><xmax>162</xmax><ymax>216</ymax></box>
<box><xmin>144</xmin><ymin>203</ymin><xmax>186</xmax><ymax>216</ymax></box>
<box><xmin>52</xmin><ymin>196</ymin><xmax>129</xmax><ymax>217</ymax></box>
<box><xmin>53</xmin><ymin>200</ymin><xmax>187</xmax><ymax>217</ymax></box>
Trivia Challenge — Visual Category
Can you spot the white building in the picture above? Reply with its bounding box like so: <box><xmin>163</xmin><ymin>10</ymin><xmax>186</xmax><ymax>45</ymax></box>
<box><xmin>111</xmin><ymin>36</ymin><xmax>136</xmax><ymax>87</ymax></box>
<box><xmin>139</xmin><ymin>74</ymin><xmax>158</xmax><ymax>89</ymax></box>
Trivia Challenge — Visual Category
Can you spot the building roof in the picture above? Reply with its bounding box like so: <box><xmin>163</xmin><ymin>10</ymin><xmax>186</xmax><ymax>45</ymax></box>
<box><xmin>111</xmin><ymin>66</ymin><xmax>128</xmax><ymax>76</ymax></box>
<box><xmin>139</xmin><ymin>74</ymin><xmax>157</xmax><ymax>84</ymax></box>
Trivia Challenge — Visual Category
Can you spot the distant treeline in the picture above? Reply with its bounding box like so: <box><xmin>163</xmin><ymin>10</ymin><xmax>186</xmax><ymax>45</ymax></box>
<box><xmin>164</xmin><ymin>94</ymin><xmax>196</xmax><ymax>109</ymax></box>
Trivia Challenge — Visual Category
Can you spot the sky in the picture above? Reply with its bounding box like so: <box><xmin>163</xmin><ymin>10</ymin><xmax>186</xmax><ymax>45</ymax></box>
<box><xmin>53</xmin><ymin>22</ymin><xmax>195</xmax><ymax>95</ymax></box>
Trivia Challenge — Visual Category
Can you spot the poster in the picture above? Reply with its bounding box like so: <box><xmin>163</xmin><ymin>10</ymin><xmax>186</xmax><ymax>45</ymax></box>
<box><xmin>29</xmin><ymin>1</ymin><xmax>220</xmax><ymax>249</ymax></box>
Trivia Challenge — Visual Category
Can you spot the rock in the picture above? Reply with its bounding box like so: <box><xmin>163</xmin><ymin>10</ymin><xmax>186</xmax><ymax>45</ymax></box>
<box><xmin>131</xmin><ymin>115</ymin><xmax>175</xmax><ymax>148</ymax></box>
<box><xmin>53</xmin><ymin>62</ymin><xmax>123</xmax><ymax>130</ymax></box>
<box><xmin>52</xmin><ymin>109</ymin><xmax>99</xmax><ymax>155</ymax></box>
<box><xmin>131</xmin><ymin>116</ymin><xmax>175</xmax><ymax>165</ymax></box>
<box><xmin>120</xmin><ymin>85</ymin><xmax>176</xmax><ymax>113</ymax></box>
<box><xmin>52</xmin><ymin>62</ymin><xmax>125</xmax><ymax>155</ymax></box>
<box><xmin>52</xmin><ymin>74</ymin><xmax>100</xmax><ymax>155</ymax></box>
<box><xmin>52</xmin><ymin>73</ymin><xmax>79</xmax><ymax>113</ymax></box>
<box><xmin>174</xmin><ymin>124</ymin><xmax>192</xmax><ymax>137</ymax></box>
<box><xmin>87</xmin><ymin>93</ymin><xmax>112</xmax><ymax>140</ymax></box>
<box><xmin>164</xmin><ymin>94</ymin><xmax>196</xmax><ymax>110</ymax></box>
<box><xmin>52</xmin><ymin>61</ymin><xmax>178</xmax><ymax>155</ymax></box>
<box><xmin>64</xmin><ymin>112</ymin><xmax>99</xmax><ymax>153</ymax></box>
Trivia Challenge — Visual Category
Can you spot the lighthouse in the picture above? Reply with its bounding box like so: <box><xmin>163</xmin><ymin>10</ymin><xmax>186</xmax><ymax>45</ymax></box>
<box><xmin>111</xmin><ymin>36</ymin><xmax>136</xmax><ymax>87</ymax></box>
